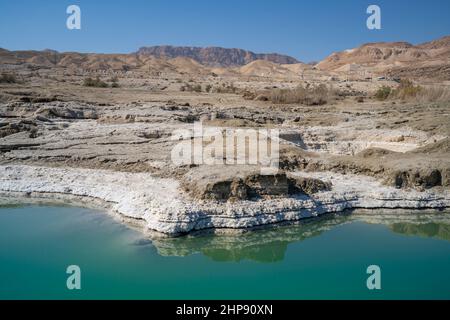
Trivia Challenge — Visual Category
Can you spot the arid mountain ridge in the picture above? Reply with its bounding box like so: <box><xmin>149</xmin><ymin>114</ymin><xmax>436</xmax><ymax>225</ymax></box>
<box><xmin>0</xmin><ymin>46</ymin><xmax>300</xmax><ymax>71</ymax></box>
<box><xmin>1</xmin><ymin>35</ymin><xmax>450</xmax><ymax>79</ymax></box>
<box><xmin>136</xmin><ymin>46</ymin><xmax>300</xmax><ymax>66</ymax></box>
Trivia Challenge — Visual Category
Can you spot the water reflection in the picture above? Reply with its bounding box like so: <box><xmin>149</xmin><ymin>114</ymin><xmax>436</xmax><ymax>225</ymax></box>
<box><xmin>150</xmin><ymin>211</ymin><xmax>450</xmax><ymax>263</ymax></box>
<box><xmin>390</xmin><ymin>222</ymin><xmax>450</xmax><ymax>241</ymax></box>
<box><xmin>150</xmin><ymin>215</ymin><xmax>347</xmax><ymax>263</ymax></box>
<box><xmin>3</xmin><ymin>198</ymin><xmax>449</xmax><ymax>263</ymax></box>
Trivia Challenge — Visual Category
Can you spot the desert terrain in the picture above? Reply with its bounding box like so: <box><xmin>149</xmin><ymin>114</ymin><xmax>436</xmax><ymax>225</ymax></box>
<box><xmin>1</xmin><ymin>36</ymin><xmax>450</xmax><ymax>236</ymax></box>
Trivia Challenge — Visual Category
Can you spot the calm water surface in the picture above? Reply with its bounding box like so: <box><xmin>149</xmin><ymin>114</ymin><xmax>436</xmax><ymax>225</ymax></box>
<box><xmin>0</xmin><ymin>204</ymin><xmax>450</xmax><ymax>299</ymax></box>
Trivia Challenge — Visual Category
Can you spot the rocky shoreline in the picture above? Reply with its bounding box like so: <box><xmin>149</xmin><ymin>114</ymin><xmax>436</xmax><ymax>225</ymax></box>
<box><xmin>1</xmin><ymin>164</ymin><xmax>449</xmax><ymax>237</ymax></box>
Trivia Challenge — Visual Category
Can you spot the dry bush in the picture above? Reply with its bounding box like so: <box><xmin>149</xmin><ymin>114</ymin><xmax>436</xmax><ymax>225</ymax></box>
<box><xmin>213</xmin><ymin>83</ymin><xmax>238</xmax><ymax>94</ymax></box>
<box><xmin>181</xmin><ymin>82</ymin><xmax>238</xmax><ymax>94</ymax></box>
<box><xmin>415</xmin><ymin>86</ymin><xmax>450</xmax><ymax>103</ymax></box>
<box><xmin>269</xmin><ymin>84</ymin><xmax>336</xmax><ymax>105</ymax></box>
<box><xmin>180</xmin><ymin>83</ymin><xmax>202</xmax><ymax>92</ymax></box>
<box><xmin>391</xmin><ymin>79</ymin><xmax>422</xmax><ymax>100</ymax></box>
<box><xmin>242</xmin><ymin>90</ymin><xmax>257</xmax><ymax>100</ymax></box>
<box><xmin>375</xmin><ymin>86</ymin><xmax>392</xmax><ymax>101</ymax></box>
<box><xmin>83</xmin><ymin>76</ymin><xmax>109</xmax><ymax>88</ymax></box>
<box><xmin>106</xmin><ymin>76</ymin><xmax>120</xmax><ymax>88</ymax></box>
<box><xmin>0</xmin><ymin>73</ymin><xmax>18</xmax><ymax>84</ymax></box>
<box><xmin>374</xmin><ymin>79</ymin><xmax>450</xmax><ymax>102</ymax></box>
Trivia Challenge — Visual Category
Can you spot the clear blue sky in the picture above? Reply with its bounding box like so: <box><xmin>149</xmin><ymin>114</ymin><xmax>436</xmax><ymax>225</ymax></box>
<box><xmin>1</xmin><ymin>0</ymin><xmax>449</xmax><ymax>62</ymax></box>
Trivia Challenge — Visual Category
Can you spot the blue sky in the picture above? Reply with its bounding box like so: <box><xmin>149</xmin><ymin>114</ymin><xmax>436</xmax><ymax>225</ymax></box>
<box><xmin>1</xmin><ymin>0</ymin><xmax>449</xmax><ymax>62</ymax></box>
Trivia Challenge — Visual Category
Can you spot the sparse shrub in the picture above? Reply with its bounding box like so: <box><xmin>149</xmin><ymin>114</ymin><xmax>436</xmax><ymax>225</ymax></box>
<box><xmin>392</xmin><ymin>79</ymin><xmax>422</xmax><ymax>100</ymax></box>
<box><xmin>0</xmin><ymin>73</ymin><xmax>18</xmax><ymax>84</ymax></box>
<box><xmin>205</xmin><ymin>84</ymin><xmax>212</xmax><ymax>93</ymax></box>
<box><xmin>268</xmin><ymin>84</ymin><xmax>335</xmax><ymax>105</ymax></box>
<box><xmin>110</xmin><ymin>76</ymin><xmax>120</xmax><ymax>88</ymax></box>
<box><xmin>83</xmin><ymin>77</ymin><xmax>94</xmax><ymax>87</ymax></box>
<box><xmin>373</xmin><ymin>79</ymin><xmax>450</xmax><ymax>102</ymax></box>
<box><xmin>416</xmin><ymin>86</ymin><xmax>450</xmax><ymax>102</ymax></box>
<box><xmin>242</xmin><ymin>90</ymin><xmax>257</xmax><ymax>100</ymax></box>
<box><xmin>180</xmin><ymin>83</ymin><xmax>202</xmax><ymax>92</ymax></box>
<box><xmin>213</xmin><ymin>82</ymin><xmax>238</xmax><ymax>94</ymax></box>
<box><xmin>83</xmin><ymin>76</ymin><xmax>108</xmax><ymax>88</ymax></box>
<box><xmin>375</xmin><ymin>86</ymin><xmax>392</xmax><ymax>101</ymax></box>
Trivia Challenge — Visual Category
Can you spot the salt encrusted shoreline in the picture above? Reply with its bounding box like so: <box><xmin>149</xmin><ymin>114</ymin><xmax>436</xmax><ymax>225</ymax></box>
<box><xmin>1</xmin><ymin>165</ymin><xmax>450</xmax><ymax>236</ymax></box>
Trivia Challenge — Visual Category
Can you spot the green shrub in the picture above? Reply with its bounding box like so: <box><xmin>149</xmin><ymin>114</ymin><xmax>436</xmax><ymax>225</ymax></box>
<box><xmin>374</xmin><ymin>86</ymin><xmax>392</xmax><ymax>101</ymax></box>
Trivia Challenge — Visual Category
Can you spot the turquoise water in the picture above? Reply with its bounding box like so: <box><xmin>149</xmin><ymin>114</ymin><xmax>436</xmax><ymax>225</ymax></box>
<box><xmin>1</xmin><ymin>204</ymin><xmax>450</xmax><ymax>300</ymax></box>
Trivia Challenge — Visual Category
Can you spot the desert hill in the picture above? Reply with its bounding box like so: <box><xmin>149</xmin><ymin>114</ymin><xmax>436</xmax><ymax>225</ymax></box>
<box><xmin>238</xmin><ymin>60</ymin><xmax>309</xmax><ymax>78</ymax></box>
<box><xmin>317</xmin><ymin>36</ymin><xmax>450</xmax><ymax>79</ymax></box>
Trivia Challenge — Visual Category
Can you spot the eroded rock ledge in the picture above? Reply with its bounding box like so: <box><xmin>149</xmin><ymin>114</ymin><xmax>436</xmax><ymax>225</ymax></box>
<box><xmin>0</xmin><ymin>165</ymin><xmax>449</xmax><ymax>236</ymax></box>
<box><xmin>180</xmin><ymin>166</ymin><xmax>332</xmax><ymax>201</ymax></box>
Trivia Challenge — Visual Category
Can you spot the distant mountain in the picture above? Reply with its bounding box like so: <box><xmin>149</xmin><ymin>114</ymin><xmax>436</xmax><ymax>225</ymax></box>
<box><xmin>1</xmin><ymin>35</ymin><xmax>449</xmax><ymax>80</ymax></box>
<box><xmin>316</xmin><ymin>35</ymin><xmax>450</xmax><ymax>79</ymax></box>
<box><xmin>136</xmin><ymin>46</ymin><xmax>300</xmax><ymax>67</ymax></box>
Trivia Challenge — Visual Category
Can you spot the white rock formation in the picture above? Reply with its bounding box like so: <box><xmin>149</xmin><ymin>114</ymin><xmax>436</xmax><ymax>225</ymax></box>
<box><xmin>1</xmin><ymin>165</ymin><xmax>449</xmax><ymax>236</ymax></box>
